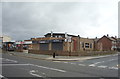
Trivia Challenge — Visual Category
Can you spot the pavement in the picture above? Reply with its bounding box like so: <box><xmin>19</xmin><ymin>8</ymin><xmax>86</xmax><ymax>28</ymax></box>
<box><xmin>7</xmin><ymin>51</ymin><xmax>119</xmax><ymax>61</ymax></box>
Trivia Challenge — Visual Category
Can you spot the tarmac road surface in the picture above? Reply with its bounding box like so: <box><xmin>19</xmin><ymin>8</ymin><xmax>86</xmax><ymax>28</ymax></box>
<box><xmin>1</xmin><ymin>52</ymin><xmax>119</xmax><ymax>79</ymax></box>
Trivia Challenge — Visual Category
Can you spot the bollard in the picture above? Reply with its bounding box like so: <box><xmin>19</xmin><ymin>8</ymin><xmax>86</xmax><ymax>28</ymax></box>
<box><xmin>53</xmin><ymin>52</ymin><xmax>55</xmax><ymax>58</ymax></box>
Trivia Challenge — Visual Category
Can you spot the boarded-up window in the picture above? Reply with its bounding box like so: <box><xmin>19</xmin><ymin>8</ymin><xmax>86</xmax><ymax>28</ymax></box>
<box><xmin>52</xmin><ymin>42</ymin><xmax>63</xmax><ymax>51</ymax></box>
<box><xmin>40</xmin><ymin>43</ymin><xmax>49</xmax><ymax>50</ymax></box>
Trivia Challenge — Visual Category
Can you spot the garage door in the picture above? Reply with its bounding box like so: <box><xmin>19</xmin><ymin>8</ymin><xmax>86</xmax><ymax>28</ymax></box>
<box><xmin>52</xmin><ymin>42</ymin><xmax>63</xmax><ymax>51</ymax></box>
<box><xmin>40</xmin><ymin>43</ymin><xmax>49</xmax><ymax>50</ymax></box>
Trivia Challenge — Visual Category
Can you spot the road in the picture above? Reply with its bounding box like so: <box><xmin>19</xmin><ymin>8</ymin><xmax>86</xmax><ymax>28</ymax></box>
<box><xmin>1</xmin><ymin>52</ymin><xmax>119</xmax><ymax>79</ymax></box>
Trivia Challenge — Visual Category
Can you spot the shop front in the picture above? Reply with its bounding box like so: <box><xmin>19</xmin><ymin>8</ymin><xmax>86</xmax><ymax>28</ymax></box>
<box><xmin>39</xmin><ymin>40</ymin><xmax>50</xmax><ymax>50</ymax></box>
<box><xmin>51</xmin><ymin>39</ymin><xmax>64</xmax><ymax>51</ymax></box>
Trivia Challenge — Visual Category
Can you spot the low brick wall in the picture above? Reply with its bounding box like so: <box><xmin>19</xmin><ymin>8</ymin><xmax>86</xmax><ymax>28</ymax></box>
<box><xmin>77</xmin><ymin>51</ymin><xmax>117</xmax><ymax>56</ymax></box>
<box><xmin>28</xmin><ymin>50</ymin><xmax>71</xmax><ymax>56</ymax></box>
<box><xmin>12</xmin><ymin>49</ymin><xmax>23</xmax><ymax>52</ymax></box>
<box><xmin>28</xmin><ymin>50</ymin><xmax>117</xmax><ymax>56</ymax></box>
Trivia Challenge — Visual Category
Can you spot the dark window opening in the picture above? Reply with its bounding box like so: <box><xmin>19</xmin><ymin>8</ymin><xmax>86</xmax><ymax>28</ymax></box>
<box><xmin>85</xmin><ymin>43</ymin><xmax>89</xmax><ymax>48</ymax></box>
<box><xmin>90</xmin><ymin>43</ymin><xmax>92</xmax><ymax>48</ymax></box>
<box><xmin>82</xmin><ymin>42</ymin><xmax>84</xmax><ymax>48</ymax></box>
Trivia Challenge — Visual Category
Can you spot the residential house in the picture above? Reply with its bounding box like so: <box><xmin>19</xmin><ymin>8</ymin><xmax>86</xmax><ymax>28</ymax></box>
<box><xmin>116</xmin><ymin>38</ymin><xmax>120</xmax><ymax>51</ymax></box>
<box><xmin>95</xmin><ymin>35</ymin><xmax>117</xmax><ymax>51</ymax></box>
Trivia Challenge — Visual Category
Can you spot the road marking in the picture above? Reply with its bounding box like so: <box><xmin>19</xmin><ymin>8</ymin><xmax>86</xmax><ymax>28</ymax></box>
<box><xmin>42</xmin><ymin>73</ymin><xmax>46</xmax><ymax>75</ymax></box>
<box><xmin>78</xmin><ymin>64</ymin><xmax>86</xmax><ymax>66</ymax></box>
<box><xmin>70</xmin><ymin>63</ymin><xmax>76</xmax><ymax>65</ymax></box>
<box><xmin>94</xmin><ymin>61</ymin><xmax>104</xmax><ymax>64</ymax></box>
<box><xmin>1</xmin><ymin>64</ymin><xmax>30</xmax><ymax>66</ymax></box>
<box><xmin>3</xmin><ymin>58</ymin><xmax>18</xmax><ymax>63</ymax></box>
<box><xmin>89</xmin><ymin>61</ymin><xmax>105</xmax><ymax>67</ymax></box>
<box><xmin>30</xmin><ymin>64</ymin><xmax>66</xmax><ymax>73</ymax></box>
<box><xmin>109</xmin><ymin>67</ymin><xmax>118</xmax><ymax>70</ymax></box>
<box><xmin>89</xmin><ymin>64</ymin><xmax>96</xmax><ymax>67</ymax></box>
<box><xmin>9</xmin><ymin>54</ymin><xmax>13</xmax><ymax>56</ymax></box>
<box><xmin>63</xmin><ymin>62</ymin><xmax>68</xmax><ymax>64</ymax></box>
<box><xmin>97</xmin><ymin>65</ymin><xmax>107</xmax><ymax>68</ymax></box>
<box><xmin>108</xmin><ymin>59</ymin><xmax>117</xmax><ymax>62</ymax></box>
<box><xmin>29</xmin><ymin>70</ymin><xmax>42</xmax><ymax>77</ymax></box>
<box><xmin>0</xmin><ymin>74</ymin><xmax>4</xmax><ymax>78</ymax></box>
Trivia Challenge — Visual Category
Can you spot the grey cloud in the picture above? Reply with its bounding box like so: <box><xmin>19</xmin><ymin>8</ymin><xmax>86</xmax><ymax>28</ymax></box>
<box><xmin>2</xmin><ymin>2</ymin><xmax>117</xmax><ymax>40</ymax></box>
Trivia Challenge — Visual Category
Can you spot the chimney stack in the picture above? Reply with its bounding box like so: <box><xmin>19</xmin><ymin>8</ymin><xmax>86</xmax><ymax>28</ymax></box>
<box><xmin>95</xmin><ymin>37</ymin><xmax>97</xmax><ymax>39</ymax></box>
<box><xmin>65</xmin><ymin>32</ymin><xmax>67</xmax><ymax>38</ymax></box>
<box><xmin>78</xmin><ymin>35</ymin><xmax>80</xmax><ymax>37</ymax></box>
<box><xmin>51</xmin><ymin>31</ymin><xmax>53</xmax><ymax>37</ymax></box>
<box><xmin>107</xmin><ymin>34</ymin><xmax>109</xmax><ymax>37</ymax></box>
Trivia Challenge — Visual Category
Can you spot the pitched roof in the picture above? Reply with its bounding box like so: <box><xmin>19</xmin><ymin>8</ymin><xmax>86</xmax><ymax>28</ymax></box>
<box><xmin>106</xmin><ymin>36</ymin><xmax>116</xmax><ymax>41</ymax></box>
<box><xmin>97</xmin><ymin>35</ymin><xmax>116</xmax><ymax>42</ymax></box>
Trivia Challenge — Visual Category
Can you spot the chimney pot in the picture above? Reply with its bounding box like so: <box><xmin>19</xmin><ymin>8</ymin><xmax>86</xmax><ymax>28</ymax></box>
<box><xmin>107</xmin><ymin>34</ymin><xmax>109</xmax><ymax>37</ymax></box>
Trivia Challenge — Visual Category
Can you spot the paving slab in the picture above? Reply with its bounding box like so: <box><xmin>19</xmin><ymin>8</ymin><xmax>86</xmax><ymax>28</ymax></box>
<box><xmin>7</xmin><ymin>52</ymin><xmax>119</xmax><ymax>61</ymax></box>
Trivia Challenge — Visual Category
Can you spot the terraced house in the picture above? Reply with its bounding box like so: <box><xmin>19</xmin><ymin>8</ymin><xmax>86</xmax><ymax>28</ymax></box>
<box><xmin>95</xmin><ymin>35</ymin><xmax>117</xmax><ymax>51</ymax></box>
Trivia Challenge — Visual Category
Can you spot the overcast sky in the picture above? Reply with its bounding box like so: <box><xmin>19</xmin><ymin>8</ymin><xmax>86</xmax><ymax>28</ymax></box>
<box><xmin>1</xmin><ymin>0</ymin><xmax>119</xmax><ymax>40</ymax></box>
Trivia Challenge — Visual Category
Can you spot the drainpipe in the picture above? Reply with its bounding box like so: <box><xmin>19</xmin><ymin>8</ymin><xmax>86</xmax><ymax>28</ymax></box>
<box><xmin>78</xmin><ymin>35</ymin><xmax>80</xmax><ymax>52</ymax></box>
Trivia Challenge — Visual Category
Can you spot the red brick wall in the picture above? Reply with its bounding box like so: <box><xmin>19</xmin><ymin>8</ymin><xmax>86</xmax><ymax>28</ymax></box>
<box><xmin>97</xmin><ymin>36</ymin><xmax>112</xmax><ymax>51</ymax></box>
<box><xmin>28</xmin><ymin>50</ymin><xmax>116</xmax><ymax>56</ymax></box>
<box><xmin>72</xmin><ymin>37</ymin><xmax>80</xmax><ymax>52</ymax></box>
<box><xmin>28</xmin><ymin>50</ymin><xmax>79</xmax><ymax>56</ymax></box>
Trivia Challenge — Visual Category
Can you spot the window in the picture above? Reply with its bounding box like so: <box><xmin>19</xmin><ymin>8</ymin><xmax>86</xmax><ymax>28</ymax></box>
<box><xmin>58</xmin><ymin>35</ymin><xmax>62</xmax><ymax>38</ymax></box>
<box><xmin>85</xmin><ymin>43</ymin><xmax>89</xmax><ymax>48</ymax></box>
<box><xmin>112</xmin><ymin>41</ymin><xmax>116</xmax><ymax>44</ymax></box>
<box><xmin>55</xmin><ymin>36</ymin><xmax>57</xmax><ymax>38</ymax></box>
<box><xmin>82</xmin><ymin>42</ymin><xmax>84</xmax><ymax>48</ymax></box>
<box><xmin>90</xmin><ymin>43</ymin><xmax>92</xmax><ymax>48</ymax></box>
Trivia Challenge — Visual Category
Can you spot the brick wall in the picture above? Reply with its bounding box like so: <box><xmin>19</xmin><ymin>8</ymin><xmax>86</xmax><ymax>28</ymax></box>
<box><xmin>28</xmin><ymin>50</ymin><xmax>79</xmax><ymax>56</ymax></box>
<box><xmin>80</xmin><ymin>38</ymin><xmax>94</xmax><ymax>51</ymax></box>
<box><xmin>97</xmin><ymin>37</ymin><xmax>112</xmax><ymax>51</ymax></box>
<box><xmin>28</xmin><ymin>49</ymin><xmax>117</xmax><ymax>56</ymax></box>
